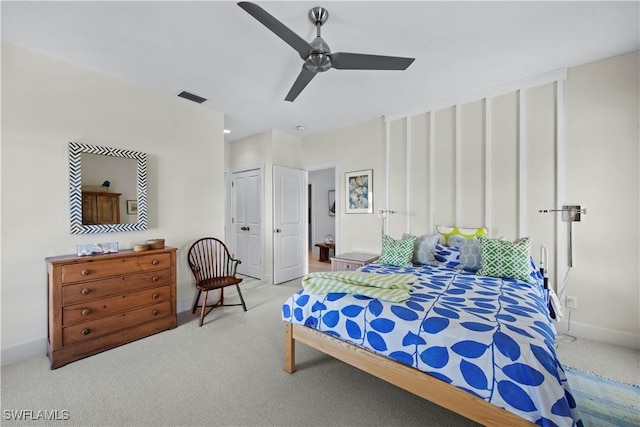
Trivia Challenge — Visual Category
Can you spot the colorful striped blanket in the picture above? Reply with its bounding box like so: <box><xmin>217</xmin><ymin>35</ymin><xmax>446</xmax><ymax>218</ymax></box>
<box><xmin>301</xmin><ymin>271</ymin><xmax>417</xmax><ymax>302</ymax></box>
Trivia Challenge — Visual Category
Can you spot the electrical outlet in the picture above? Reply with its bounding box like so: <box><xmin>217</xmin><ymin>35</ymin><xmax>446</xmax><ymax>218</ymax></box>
<box><xmin>566</xmin><ymin>295</ymin><xmax>578</xmax><ymax>309</ymax></box>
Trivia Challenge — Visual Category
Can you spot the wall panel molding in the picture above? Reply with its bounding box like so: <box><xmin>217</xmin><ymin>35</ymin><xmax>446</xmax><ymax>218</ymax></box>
<box><xmin>428</xmin><ymin>112</ymin><xmax>435</xmax><ymax>232</ymax></box>
<box><xmin>387</xmin><ymin>73</ymin><xmax>566</xmax><ymax>290</ymax></box>
<box><xmin>519</xmin><ymin>89</ymin><xmax>526</xmax><ymax>238</ymax></box>
<box><xmin>455</xmin><ymin>105</ymin><xmax>461</xmax><ymax>225</ymax></box>
<box><xmin>484</xmin><ymin>98</ymin><xmax>492</xmax><ymax>233</ymax></box>
<box><xmin>406</xmin><ymin>117</ymin><xmax>412</xmax><ymax>234</ymax></box>
<box><xmin>385</xmin><ymin>69</ymin><xmax>567</xmax><ymax>123</ymax></box>
<box><xmin>555</xmin><ymin>79</ymin><xmax>566</xmax><ymax>292</ymax></box>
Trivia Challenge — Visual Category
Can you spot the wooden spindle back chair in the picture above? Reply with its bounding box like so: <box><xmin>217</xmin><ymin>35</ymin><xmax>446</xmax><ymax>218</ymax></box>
<box><xmin>187</xmin><ymin>237</ymin><xmax>246</xmax><ymax>326</ymax></box>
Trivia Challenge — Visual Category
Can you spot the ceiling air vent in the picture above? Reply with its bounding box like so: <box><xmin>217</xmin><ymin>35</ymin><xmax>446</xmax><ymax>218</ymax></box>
<box><xmin>177</xmin><ymin>91</ymin><xmax>207</xmax><ymax>104</ymax></box>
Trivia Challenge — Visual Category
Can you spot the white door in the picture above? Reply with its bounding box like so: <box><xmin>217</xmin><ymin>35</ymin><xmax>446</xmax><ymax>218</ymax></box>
<box><xmin>232</xmin><ymin>169</ymin><xmax>263</xmax><ymax>279</ymax></box>
<box><xmin>273</xmin><ymin>165</ymin><xmax>307</xmax><ymax>284</ymax></box>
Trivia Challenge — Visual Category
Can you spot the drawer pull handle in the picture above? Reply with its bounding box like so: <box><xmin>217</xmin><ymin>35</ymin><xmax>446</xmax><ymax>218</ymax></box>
<box><xmin>152</xmin><ymin>259</ymin><xmax>160</xmax><ymax>266</ymax></box>
<box><xmin>81</xmin><ymin>328</ymin><xmax>91</xmax><ymax>336</ymax></box>
<box><xmin>152</xmin><ymin>276</ymin><xmax>159</xmax><ymax>282</ymax></box>
<box><xmin>152</xmin><ymin>293</ymin><xmax>160</xmax><ymax>299</ymax></box>
<box><xmin>81</xmin><ymin>308</ymin><xmax>91</xmax><ymax>316</ymax></box>
<box><xmin>81</xmin><ymin>288</ymin><xmax>91</xmax><ymax>295</ymax></box>
<box><xmin>152</xmin><ymin>309</ymin><xmax>159</xmax><ymax>316</ymax></box>
<box><xmin>81</xmin><ymin>269</ymin><xmax>90</xmax><ymax>276</ymax></box>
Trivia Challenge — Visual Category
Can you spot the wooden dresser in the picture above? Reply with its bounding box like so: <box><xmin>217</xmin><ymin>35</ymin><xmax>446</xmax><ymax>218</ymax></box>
<box><xmin>46</xmin><ymin>247</ymin><xmax>177</xmax><ymax>369</ymax></box>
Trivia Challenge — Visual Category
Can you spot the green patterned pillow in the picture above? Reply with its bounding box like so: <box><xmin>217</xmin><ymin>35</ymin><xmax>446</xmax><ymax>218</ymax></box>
<box><xmin>378</xmin><ymin>234</ymin><xmax>417</xmax><ymax>267</ymax></box>
<box><xmin>436</xmin><ymin>225</ymin><xmax>488</xmax><ymax>246</ymax></box>
<box><xmin>477</xmin><ymin>236</ymin><xmax>531</xmax><ymax>281</ymax></box>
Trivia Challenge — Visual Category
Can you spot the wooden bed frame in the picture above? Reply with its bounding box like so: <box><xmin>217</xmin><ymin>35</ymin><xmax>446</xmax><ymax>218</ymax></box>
<box><xmin>284</xmin><ymin>322</ymin><xmax>536</xmax><ymax>427</ymax></box>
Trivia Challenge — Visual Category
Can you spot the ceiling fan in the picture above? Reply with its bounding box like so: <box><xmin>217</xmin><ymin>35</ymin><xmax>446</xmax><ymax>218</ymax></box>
<box><xmin>238</xmin><ymin>2</ymin><xmax>415</xmax><ymax>102</ymax></box>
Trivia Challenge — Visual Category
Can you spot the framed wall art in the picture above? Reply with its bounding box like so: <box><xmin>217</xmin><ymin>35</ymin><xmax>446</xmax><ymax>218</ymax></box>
<box><xmin>345</xmin><ymin>169</ymin><xmax>373</xmax><ymax>214</ymax></box>
<box><xmin>126</xmin><ymin>199</ymin><xmax>138</xmax><ymax>215</ymax></box>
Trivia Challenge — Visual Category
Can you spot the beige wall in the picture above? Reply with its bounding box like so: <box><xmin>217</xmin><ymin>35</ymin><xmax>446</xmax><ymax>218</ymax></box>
<box><xmin>564</xmin><ymin>51</ymin><xmax>639</xmax><ymax>346</ymax></box>
<box><xmin>1</xmin><ymin>43</ymin><xmax>226</xmax><ymax>363</ymax></box>
<box><xmin>301</xmin><ymin>118</ymin><xmax>387</xmax><ymax>253</ymax></box>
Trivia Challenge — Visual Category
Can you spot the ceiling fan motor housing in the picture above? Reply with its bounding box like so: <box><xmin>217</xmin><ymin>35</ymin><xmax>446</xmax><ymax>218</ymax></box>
<box><xmin>305</xmin><ymin>53</ymin><xmax>331</xmax><ymax>72</ymax></box>
<box><xmin>305</xmin><ymin>36</ymin><xmax>332</xmax><ymax>72</ymax></box>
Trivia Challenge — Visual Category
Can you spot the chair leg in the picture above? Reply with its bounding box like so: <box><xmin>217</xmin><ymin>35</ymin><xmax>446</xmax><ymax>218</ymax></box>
<box><xmin>199</xmin><ymin>290</ymin><xmax>209</xmax><ymax>327</ymax></box>
<box><xmin>236</xmin><ymin>284</ymin><xmax>247</xmax><ymax>311</ymax></box>
<box><xmin>191</xmin><ymin>290</ymin><xmax>202</xmax><ymax>314</ymax></box>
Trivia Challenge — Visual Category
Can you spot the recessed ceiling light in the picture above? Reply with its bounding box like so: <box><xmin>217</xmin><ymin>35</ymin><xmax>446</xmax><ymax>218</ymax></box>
<box><xmin>295</xmin><ymin>125</ymin><xmax>306</xmax><ymax>132</ymax></box>
<box><xmin>223</xmin><ymin>129</ymin><xmax>231</xmax><ymax>134</ymax></box>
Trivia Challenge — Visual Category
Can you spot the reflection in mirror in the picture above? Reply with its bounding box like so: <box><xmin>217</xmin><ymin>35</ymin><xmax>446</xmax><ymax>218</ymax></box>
<box><xmin>69</xmin><ymin>142</ymin><xmax>147</xmax><ymax>234</ymax></box>
<box><xmin>81</xmin><ymin>153</ymin><xmax>137</xmax><ymax>225</ymax></box>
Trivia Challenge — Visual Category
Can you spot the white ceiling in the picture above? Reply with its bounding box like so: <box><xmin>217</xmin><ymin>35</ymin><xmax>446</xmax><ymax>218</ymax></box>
<box><xmin>2</xmin><ymin>1</ymin><xmax>638</xmax><ymax>142</ymax></box>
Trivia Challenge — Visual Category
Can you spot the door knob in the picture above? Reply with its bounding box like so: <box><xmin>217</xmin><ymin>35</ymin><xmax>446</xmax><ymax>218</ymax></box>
<box><xmin>275</xmin><ymin>229</ymin><xmax>282</xmax><ymax>233</ymax></box>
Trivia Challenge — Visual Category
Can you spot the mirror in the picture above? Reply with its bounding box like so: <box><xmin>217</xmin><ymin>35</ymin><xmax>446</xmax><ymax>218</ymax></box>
<box><xmin>69</xmin><ymin>142</ymin><xmax>148</xmax><ymax>234</ymax></box>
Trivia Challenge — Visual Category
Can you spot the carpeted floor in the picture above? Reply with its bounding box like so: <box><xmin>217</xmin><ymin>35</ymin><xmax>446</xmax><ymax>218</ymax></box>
<box><xmin>1</xmin><ymin>276</ymin><xmax>638</xmax><ymax>426</ymax></box>
<box><xmin>564</xmin><ymin>366</ymin><xmax>640</xmax><ymax>427</ymax></box>
<box><xmin>0</xmin><ymin>277</ymin><xmax>480</xmax><ymax>426</ymax></box>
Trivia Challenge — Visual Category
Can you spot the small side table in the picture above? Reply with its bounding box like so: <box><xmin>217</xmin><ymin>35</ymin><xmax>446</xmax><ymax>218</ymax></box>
<box><xmin>331</xmin><ymin>252</ymin><xmax>379</xmax><ymax>272</ymax></box>
<box><xmin>315</xmin><ymin>243</ymin><xmax>335</xmax><ymax>263</ymax></box>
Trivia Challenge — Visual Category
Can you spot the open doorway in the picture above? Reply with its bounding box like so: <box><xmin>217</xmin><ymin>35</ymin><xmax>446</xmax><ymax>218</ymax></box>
<box><xmin>308</xmin><ymin>167</ymin><xmax>336</xmax><ymax>272</ymax></box>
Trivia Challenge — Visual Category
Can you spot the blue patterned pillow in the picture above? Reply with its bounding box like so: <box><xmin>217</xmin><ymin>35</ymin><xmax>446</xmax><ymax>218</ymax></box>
<box><xmin>402</xmin><ymin>233</ymin><xmax>439</xmax><ymax>265</ymax></box>
<box><xmin>433</xmin><ymin>244</ymin><xmax>460</xmax><ymax>268</ymax></box>
<box><xmin>455</xmin><ymin>238</ymin><xmax>482</xmax><ymax>271</ymax></box>
<box><xmin>378</xmin><ymin>235</ymin><xmax>417</xmax><ymax>267</ymax></box>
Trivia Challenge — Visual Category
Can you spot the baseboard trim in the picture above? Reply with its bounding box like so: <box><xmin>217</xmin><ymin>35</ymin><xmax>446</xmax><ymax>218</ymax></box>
<box><xmin>177</xmin><ymin>297</ymin><xmax>193</xmax><ymax>314</ymax></box>
<box><xmin>556</xmin><ymin>319</ymin><xmax>640</xmax><ymax>350</ymax></box>
<box><xmin>1</xmin><ymin>338</ymin><xmax>47</xmax><ymax>366</ymax></box>
<box><xmin>3</xmin><ymin>302</ymin><xmax>196</xmax><ymax>367</ymax></box>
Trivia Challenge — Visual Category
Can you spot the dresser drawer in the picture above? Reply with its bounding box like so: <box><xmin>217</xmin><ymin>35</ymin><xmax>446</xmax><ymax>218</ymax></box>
<box><xmin>63</xmin><ymin>285</ymin><xmax>172</xmax><ymax>326</ymax></box>
<box><xmin>61</xmin><ymin>253</ymin><xmax>171</xmax><ymax>284</ymax></box>
<box><xmin>332</xmin><ymin>260</ymin><xmax>363</xmax><ymax>271</ymax></box>
<box><xmin>63</xmin><ymin>300</ymin><xmax>172</xmax><ymax>346</ymax></box>
<box><xmin>62</xmin><ymin>269</ymin><xmax>172</xmax><ymax>305</ymax></box>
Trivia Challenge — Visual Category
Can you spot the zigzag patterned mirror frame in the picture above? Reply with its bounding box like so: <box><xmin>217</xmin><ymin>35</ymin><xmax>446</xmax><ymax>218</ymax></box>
<box><xmin>69</xmin><ymin>142</ymin><xmax>148</xmax><ymax>234</ymax></box>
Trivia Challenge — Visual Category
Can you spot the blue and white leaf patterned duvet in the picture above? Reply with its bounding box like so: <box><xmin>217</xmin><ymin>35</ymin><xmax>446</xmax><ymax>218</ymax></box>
<box><xmin>282</xmin><ymin>263</ymin><xmax>582</xmax><ymax>426</ymax></box>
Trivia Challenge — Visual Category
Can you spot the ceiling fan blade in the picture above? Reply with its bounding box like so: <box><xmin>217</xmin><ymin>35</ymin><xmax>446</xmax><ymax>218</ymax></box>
<box><xmin>331</xmin><ymin>52</ymin><xmax>415</xmax><ymax>70</ymax></box>
<box><xmin>285</xmin><ymin>67</ymin><xmax>317</xmax><ymax>102</ymax></box>
<box><xmin>238</xmin><ymin>2</ymin><xmax>312</xmax><ymax>60</ymax></box>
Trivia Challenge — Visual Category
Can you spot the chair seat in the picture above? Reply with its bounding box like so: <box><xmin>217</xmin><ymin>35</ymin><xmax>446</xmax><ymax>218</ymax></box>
<box><xmin>197</xmin><ymin>276</ymin><xmax>243</xmax><ymax>291</ymax></box>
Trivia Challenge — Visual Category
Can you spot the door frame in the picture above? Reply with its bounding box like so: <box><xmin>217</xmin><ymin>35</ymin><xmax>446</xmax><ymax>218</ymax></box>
<box><xmin>226</xmin><ymin>164</ymin><xmax>265</xmax><ymax>280</ymax></box>
<box><xmin>304</xmin><ymin>161</ymin><xmax>340</xmax><ymax>256</ymax></box>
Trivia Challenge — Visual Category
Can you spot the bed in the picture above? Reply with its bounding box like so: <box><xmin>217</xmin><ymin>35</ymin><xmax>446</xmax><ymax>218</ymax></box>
<box><xmin>281</xmin><ymin>240</ymin><xmax>582</xmax><ymax>426</ymax></box>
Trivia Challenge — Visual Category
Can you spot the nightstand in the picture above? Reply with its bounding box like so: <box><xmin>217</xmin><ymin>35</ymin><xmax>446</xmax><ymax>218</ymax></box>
<box><xmin>331</xmin><ymin>252</ymin><xmax>379</xmax><ymax>272</ymax></box>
